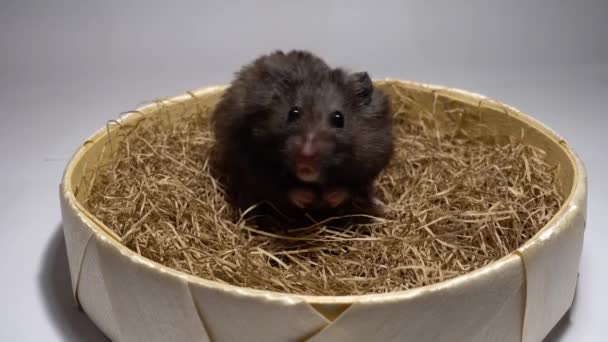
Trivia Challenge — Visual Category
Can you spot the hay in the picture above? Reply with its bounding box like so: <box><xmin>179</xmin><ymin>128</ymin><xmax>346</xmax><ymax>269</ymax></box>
<box><xmin>82</xmin><ymin>85</ymin><xmax>562</xmax><ymax>296</ymax></box>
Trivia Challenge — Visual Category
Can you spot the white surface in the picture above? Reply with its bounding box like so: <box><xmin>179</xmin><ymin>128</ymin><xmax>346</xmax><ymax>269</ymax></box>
<box><xmin>0</xmin><ymin>1</ymin><xmax>606</xmax><ymax>341</ymax></box>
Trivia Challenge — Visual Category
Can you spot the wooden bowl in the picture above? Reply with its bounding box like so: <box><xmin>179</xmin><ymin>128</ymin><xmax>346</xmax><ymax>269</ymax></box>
<box><xmin>60</xmin><ymin>80</ymin><xmax>586</xmax><ymax>342</ymax></box>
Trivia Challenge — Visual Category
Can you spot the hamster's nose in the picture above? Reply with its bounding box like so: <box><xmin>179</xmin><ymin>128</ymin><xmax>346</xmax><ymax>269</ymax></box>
<box><xmin>294</xmin><ymin>133</ymin><xmax>321</xmax><ymax>182</ymax></box>
<box><xmin>299</xmin><ymin>133</ymin><xmax>319</xmax><ymax>159</ymax></box>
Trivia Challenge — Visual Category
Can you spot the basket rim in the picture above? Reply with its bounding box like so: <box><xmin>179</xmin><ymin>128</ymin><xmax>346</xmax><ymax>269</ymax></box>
<box><xmin>60</xmin><ymin>79</ymin><xmax>586</xmax><ymax>305</ymax></box>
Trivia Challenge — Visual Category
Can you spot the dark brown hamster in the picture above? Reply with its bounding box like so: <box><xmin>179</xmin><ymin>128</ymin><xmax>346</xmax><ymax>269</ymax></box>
<box><xmin>211</xmin><ymin>50</ymin><xmax>393</xmax><ymax>229</ymax></box>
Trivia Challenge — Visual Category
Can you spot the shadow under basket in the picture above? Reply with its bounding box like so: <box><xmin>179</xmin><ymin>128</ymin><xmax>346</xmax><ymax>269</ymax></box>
<box><xmin>59</xmin><ymin>80</ymin><xmax>587</xmax><ymax>342</ymax></box>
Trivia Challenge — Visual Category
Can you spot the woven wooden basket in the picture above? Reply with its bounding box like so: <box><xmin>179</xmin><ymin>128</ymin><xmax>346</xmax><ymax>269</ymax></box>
<box><xmin>60</xmin><ymin>80</ymin><xmax>586</xmax><ymax>342</ymax></box>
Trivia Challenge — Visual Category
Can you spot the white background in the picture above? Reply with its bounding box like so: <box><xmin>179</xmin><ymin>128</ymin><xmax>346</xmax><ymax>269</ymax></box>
<box><xmin>1</xmin><ymin>0</ymin><xmax>606</xmax><ymax>341</ymax></box>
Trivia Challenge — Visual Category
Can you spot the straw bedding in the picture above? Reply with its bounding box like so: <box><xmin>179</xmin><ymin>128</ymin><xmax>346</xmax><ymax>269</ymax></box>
<box><xmin>82</xmin><ymin>84</ymin><xmax>562</xmax><ymax>295</ymax></box>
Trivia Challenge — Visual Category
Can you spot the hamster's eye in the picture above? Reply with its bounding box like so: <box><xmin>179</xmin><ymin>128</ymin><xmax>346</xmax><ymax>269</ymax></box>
<box><xmin>330</xmin><ymin>111</ymin><xmax>345</xmax><ymax>128</ymax></box>
<box><xmin>287</xmin><ymin>106</ymin><xmax>301</xmax><ymax>123</ymax></box>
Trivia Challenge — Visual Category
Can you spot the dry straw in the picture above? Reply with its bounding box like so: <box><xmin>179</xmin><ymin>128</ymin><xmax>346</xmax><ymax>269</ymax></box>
<box><xmin>83</xmin><ymin>85</ymin><xmax>562</xmax><ymax>296</ymax></box>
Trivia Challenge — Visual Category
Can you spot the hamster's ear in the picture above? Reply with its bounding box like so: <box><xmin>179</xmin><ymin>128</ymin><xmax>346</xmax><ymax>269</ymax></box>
<box><xmin>348</xmin><ymin>71</ymin><xmax>373</xmax><ymax>105</ymax></box>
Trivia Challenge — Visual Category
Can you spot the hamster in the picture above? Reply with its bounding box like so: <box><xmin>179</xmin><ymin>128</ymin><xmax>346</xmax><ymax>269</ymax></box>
<box><xmin>211</xmin><ymin>50</ymin><xmax>394</xmax><ymax>229</ymax></box>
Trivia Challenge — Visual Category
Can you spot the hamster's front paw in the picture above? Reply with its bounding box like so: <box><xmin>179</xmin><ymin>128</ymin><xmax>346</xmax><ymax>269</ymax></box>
<box><xmin>288</xmin><ymin>188</ymin><xmax>316</xmax><ymax>208</ymax></box>
<box><xmin>324</xmin><ymin>187</ymin><xmax>349</xmax><ymax>208</ymax></box>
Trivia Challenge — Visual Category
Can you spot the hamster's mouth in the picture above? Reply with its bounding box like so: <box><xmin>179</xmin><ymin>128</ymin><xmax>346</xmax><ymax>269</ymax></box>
<box><xmin>295</xmin><ymin>163</ymin><xmax>320</xmax><ymax>183</ymax></box>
